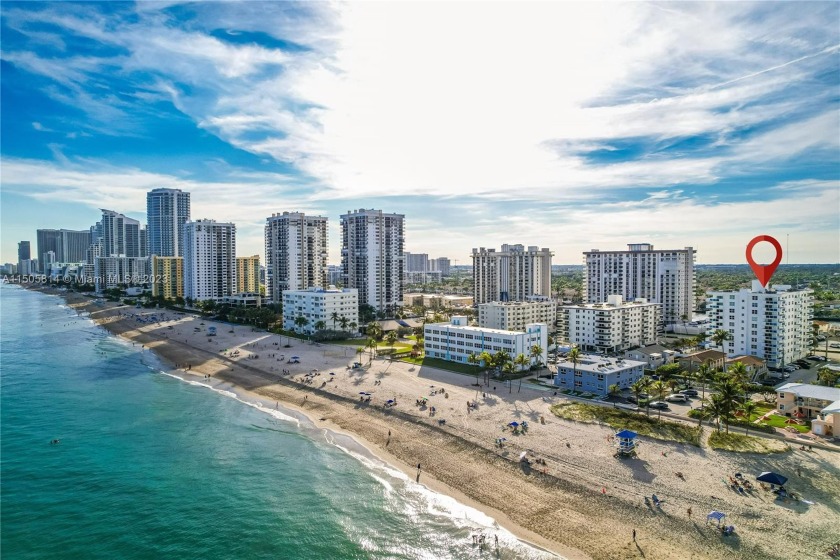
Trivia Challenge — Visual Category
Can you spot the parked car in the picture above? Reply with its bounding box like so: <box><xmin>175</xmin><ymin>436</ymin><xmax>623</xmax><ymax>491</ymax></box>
<box><xmin>795</xmin><ymin>360</ymin><xmax>810</xmax><ymax>368</ymax></box>
<box><xmin>807</xmin><ymin>356</ymin><xmax>822</xmax><ymax>361</ymax></box>
<box><xmin>679</xmin><ymin>389</ymin><xmax>699</xmax><ymax>397</ymax></box>
<box><xmin>830</xmin><ymin>343</ymin><xmax>840</xmax><ymax>349</ymax></box>
<box><xmin>648</xmin><ymin>401</ymin><xmax>670</xmax><ymax>410</ymax></box>
<box><xmin>665</xmin><ymin>394</ymin><xmax>688</xmax><ymax>403</ymax></box>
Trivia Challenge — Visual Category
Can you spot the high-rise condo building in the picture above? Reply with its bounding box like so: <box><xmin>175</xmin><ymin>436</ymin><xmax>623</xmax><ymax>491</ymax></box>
<box><xmin>236</xmin><ymin>255</ymin><xmax>260</xmax><ymax>294</ymax></box>
<box><xmin>340</xmin><ymin>209</ymin><xmax>405</xmax><ymax>313</ymax></box>
<box><xmin>36</xmin><ymin>229</ymin><xmax>90</xmax><ymax>269</ymax></box>
<box><xmin>472</xmin><ymin>244</ymin><xmax>553</xmax><ymax>304</ymax></box>
<box><xmin>18</xmin><ymin>241</ymin><xmax>30</xmax><ymax>261</ymax></box>
<box><xmin>430</xmin><ymin>257</ymin><xmax>451</xmax><ymax>277</ymax></box>
<box><xmin>17</xmin><ymin>241</ymin><xmax>30</xmax><ymax>273</ymax></box>
<box><xmin>583</xmin><ymin>243</ymin><xmax>695</xmax><ymax>327</ymax></box>
<box><xmin>183</xmin><ymin>220</ymin><xmax>236</xmax><ymax>302</ymax></box>
<box><xmin>265</xmin><ymin>212</ymin><xmax>328</xmax><ymax>303</ymax></box>
<box><xmin>146</xmin><ymin>188</ymin><xmax>191</xmax><ymax>257</ymax></box>
<box><xmin>557</xmin><ymin>295</ymin><xmax>662</xmax><ymax>353</ymax></box>
<box><xmin>151</xmin><ymin>256</ymin><xmax>184</xmax><ymax>300</ymax></box>
<box><xmin>100</xmin><ymin>210</ymin><xmax>142</xmax><ymax>258</ymax></box>
<box><xmin>706</xmin><ymin>281</ymin><xmax>813</xmax><ymax>368</ymax></box>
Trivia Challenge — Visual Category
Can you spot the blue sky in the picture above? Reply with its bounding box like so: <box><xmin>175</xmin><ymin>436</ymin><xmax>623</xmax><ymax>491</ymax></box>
<box><xmin>1</xmin><ymin>1</ymin><xmax>838</xmax><ymax>265</ymax></box>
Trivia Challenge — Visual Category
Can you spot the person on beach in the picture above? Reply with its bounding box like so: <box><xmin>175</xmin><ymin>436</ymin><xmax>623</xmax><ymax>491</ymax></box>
<box><xmin>687</xmin><ymin>507</ymin><xmax>692</xmax><ymax>519</ymax></box>
<box><xmin>632</xmin><ymin>529</ymin><xmax>636</xmax><ymax>542</ymax></box>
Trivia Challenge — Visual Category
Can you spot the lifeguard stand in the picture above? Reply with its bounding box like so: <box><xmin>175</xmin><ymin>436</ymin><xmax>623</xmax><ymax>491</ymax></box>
<box><xmin>614</xmin><ymin>429</ymin><xmax>639</xmax><ymax>457</ymax></box>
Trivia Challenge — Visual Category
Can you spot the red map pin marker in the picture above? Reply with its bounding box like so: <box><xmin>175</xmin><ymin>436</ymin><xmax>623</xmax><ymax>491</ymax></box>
<box><xmin>745</xmin><ymin>235</ymin><xmax>783</xmax><ymax>288</ymax></box>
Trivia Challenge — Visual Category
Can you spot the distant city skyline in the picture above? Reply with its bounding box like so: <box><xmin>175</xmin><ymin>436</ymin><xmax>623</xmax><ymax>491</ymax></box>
<box><xmin>1</xmin><ymin>2</ymin><xmax>838</xmax><ymax>264</ymax></box>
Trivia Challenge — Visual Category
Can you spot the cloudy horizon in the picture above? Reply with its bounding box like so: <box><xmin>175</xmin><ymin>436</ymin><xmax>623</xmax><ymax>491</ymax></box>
<box><xmin>2</xmin><ymin>1</ymin><xmax>838</xmax><ymax>265</ymax></box>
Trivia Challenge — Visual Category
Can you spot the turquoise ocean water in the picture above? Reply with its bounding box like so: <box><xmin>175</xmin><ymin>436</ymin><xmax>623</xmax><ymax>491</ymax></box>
<box><xmin>0</xmin><ymin>285</ymin><xmax>557</xmax><ymax>560</ymax></box>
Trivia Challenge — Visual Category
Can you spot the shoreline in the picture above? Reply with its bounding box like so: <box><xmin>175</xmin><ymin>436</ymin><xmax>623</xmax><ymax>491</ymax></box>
<box><xmin>19</xmin><ymin>284</ymin><xmax>840</xmax><ymax>560</ymax></box>
<box><xmin>33</xmin><ymin>286</ymin><xmax>580</xmax><ymax>559</ymax></box>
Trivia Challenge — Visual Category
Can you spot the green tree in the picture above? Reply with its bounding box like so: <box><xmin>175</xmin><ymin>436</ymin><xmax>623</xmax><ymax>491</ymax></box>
<box><xmin>330</xmin><ymin>311</ymin><xmax>340</xmax><ymax>330</ymax></box>
<box><xmin>568</xmin><ymin>346</ymin><xmax>581</xmax><ymax>381</ymax></box>
<box><xmin>817</xmin><ymin>366</ymin><xmax>840</xmax><ymax>387</ymax></box>
<box><xmin>366</xmin><ymin>321</ymin><xmax>383</xmax><ymax>341</ymax></box>
<box><xmin>711</xmin><ymin>329</ymin><xmax>732</xmax><ymax>371</ymax></box>
<box><xmin>366</xmin><ymin>337</ymin><xmax>378</xmax><ymax>364</ymax></box>
<box><xmin>740</xmin><ymin>400</ymin><xmax>758</xmax><ymax>436</ymax></box>
<box><xmin>631</xmin><ymin>377</ymin><xmax>652</xmax><ymax>417</ymax></box>
<box><xmin>714</xmin><ymin>377</ymin><xmax>742</xmax><ymax>433</ymax></box>
<box><xmin>608</xmin><ymin>384</ymin><xmax>620</xmax><ymax>408</ymax></box>
<box><xmin>314</xmin><ymin>320</ymin><xmax>327</xmax><ymax>332</ymax></box>
<box><xmin>294</xmin><ymin>315</ymin><xmax>309</xmax><ymax>333</ymax></box>
<box><xmin>384</xmin><ymin>331</ymin><xmax>398</xmax><ymax>347</ymax></box>
<box><xmin>651</xmin><ymin>380</ymin><xmax>668</xmax><ymax>421</ymax></box>
<box><xmin>530</xmin><ymin>344</ymin><xmax>543</xmax><ymax>368</ymax></box>
<box><xmin>728</xmin><ymin>360</ymin><xmax>751</xmax><ymax>386</ymax></box>
<box><xmin>339</xmin><ymin>316</ymin><xmax>349</xmax><ymax>331</ymax></box>
<box><xmin>514</xmin><ymin>353</ymin><xmax>529</xmax><ymax>372</ymax></box>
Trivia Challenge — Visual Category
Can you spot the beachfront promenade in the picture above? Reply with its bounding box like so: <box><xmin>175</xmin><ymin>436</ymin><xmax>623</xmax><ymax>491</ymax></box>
<box><xmin>60</xmin><ymin>289</ymin><xmax>840</xmax><ymax>560</ymax></box>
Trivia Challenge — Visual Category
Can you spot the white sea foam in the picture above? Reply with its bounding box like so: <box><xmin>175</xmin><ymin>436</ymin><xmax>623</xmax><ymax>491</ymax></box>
<box><xmin>157</xmin><ymin>371</ymin><xmax>301</xmax><ymax>427</ymax></box>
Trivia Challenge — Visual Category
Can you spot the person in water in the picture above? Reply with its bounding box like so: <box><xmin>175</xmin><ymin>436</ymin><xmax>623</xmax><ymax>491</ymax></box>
<box><xmin>50</xmin><ymin>439</ymin><xmax>60</xmax><ymax>444</ymax></box>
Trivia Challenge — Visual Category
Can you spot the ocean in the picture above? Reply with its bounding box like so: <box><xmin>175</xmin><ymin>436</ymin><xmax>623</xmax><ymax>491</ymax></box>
<box><xmin>0</xmin><ymin>285</ymin><xmax>556</xmax><ymax>560</ymax></box>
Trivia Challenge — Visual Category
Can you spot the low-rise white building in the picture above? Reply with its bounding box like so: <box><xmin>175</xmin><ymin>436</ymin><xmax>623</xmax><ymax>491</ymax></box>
<box><xmin>424</xmin><ymin>316</ymin><xmax>548</xmax><ymax>367</ymax></box>
<box><xmin>282</xmin><ymin>285</ymin><xmax>358</xmax><ymax>334</ymax></box>
<box><xmin>94</xmin><ymin>256</ymin><xmax>149</xmax><ymax>292</ymax></box>
<box><xmin>706</xmin><ymin>281</ymin><xmax>813</xmax><ymax>368</ymax></box>
<box><xmin>478</xmin><ymin>299</ymin><xmax>558</xmax><ymax>332</ymax></box>
<box><xmin>403</xmin><ymin>293</ymin><xmax>474</xmax><ymax>309</ymax></box>
<box><xmin>558</xmin><ymin>295</ymin><xmax>661</xmax><ymax>353</ymax></box>
<box><xmin>554</xmin><ymin>354</ymin><xmax>646</xmax><ymax>396</ymax></box>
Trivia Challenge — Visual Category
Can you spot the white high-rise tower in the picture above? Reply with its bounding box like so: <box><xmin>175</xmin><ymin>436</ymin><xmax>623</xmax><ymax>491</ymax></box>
<box><xmin>146</xmin><ymin>188</ymin><xmax>191</xmax><ymax>257</ymax></box>
<box><xmin>264</xmin><ymin>212</ymin><xmax>328</xmax><ymax>304</ymax></box>
<box><xmin>583</xmin><ymin>243</ymin><xmax>696</xmax><ymax>328</ymax></box>
<box><xmin>340</xmin><ymin>209</ymin><xmax>405</xmax><ymax>313</ymax></box>
<box><xmin>183</xmin><ymin>219</ymin><xmax>237</xmax><ymax>302</ymax></box>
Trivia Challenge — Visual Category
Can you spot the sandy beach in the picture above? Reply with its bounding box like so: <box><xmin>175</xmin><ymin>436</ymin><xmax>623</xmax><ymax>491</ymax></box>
<box><xmin>45</xmin><ymin>287</ymin><xmax>840</xmax><ymax>560</ymax></box>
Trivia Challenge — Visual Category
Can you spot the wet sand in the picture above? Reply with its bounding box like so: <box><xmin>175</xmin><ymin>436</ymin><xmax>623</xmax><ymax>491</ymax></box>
<box><xmin>42</xmin><ymin>287</ymin><xmax>840</xmax><ymax>560</ymax></box>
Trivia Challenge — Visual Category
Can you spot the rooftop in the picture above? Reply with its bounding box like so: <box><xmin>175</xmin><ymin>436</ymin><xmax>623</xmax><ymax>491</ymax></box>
<box><xmin>776</xmin><ymin>383</ymin><xmax>840</xmax><ymax>402</ymax></box>
<box><xmin>556</xmin><ymin>354</ymin><xmax>646</xmax><ymax>374</ymax></box>
<box><xmin>628</xmin><ymin>344</ymin><xmax>671</xmax><ymax>356</ymax></box>
<box><xmin>680</xmin><ymin>350</ymin><xmax>726</xmax><ymax>363</ymax></box>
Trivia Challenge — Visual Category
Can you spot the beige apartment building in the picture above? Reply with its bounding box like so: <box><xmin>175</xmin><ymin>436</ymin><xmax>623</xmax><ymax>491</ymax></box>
<box><xmin>151</xmin><ymin>256</ymin><xmax>183</xmax><ymax>300</ymax></box>
<box><xmin>236</xmin><ymin>255</ymin><xmax>260</xmax><ymax>294</ymax></box>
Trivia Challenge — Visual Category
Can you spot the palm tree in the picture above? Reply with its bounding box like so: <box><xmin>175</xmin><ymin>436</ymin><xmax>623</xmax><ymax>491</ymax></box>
<box><xmin>530</xmin><ymin>344</ymin><xmax>543</xmax><ymax>369</ymax></box>
<box><xmin>366</xmin><ymin>321</ymin><xmax>383</xmax><ymax>341</ymax></box>
<box><xmin>608</xmin><ymin>384</ymin><xmax>620</xmax><ymax>408</ymax></box>
<box><xmin>330</xmin><ymin>311</ymin><xmax>340</xmax><ymax>330</ymax></box>
<box><xmin>740</xmin><ymin>400</ymin><xmax>758</xmax><ymax>436</ymax></box>
<box><xmin>697</xmin><ymin>364</ymin><xmax>715</xmax><ymax>408</ymax></box>
<box><xmin>568</xmin><ymin>346</ymin><xmax>581</xmax><ymax>381</ymax></box>
<box><xmin>514</xmin><ymin>353</ymin><xmax>529</xmax><ymax>372</ymax></box>
<box><xmin>652</xmin><ymin>380</ymin><xmax>668</xmax><ymax>421</ymax></box>
<box><xmin>632</xmin><ymin>377</ymin><xmax>652</xmax><ymax>417</ymax></box>
<box><xmin>294</xmin><ymin>315</ymin><xmax>309</xmax><ymax>333</ymax></box>
<box><xmin>339</xmin><ymin>316</ymin><xmax>349</xmax><ymax>331</ymax></box>
<box><xmin>355</xmin><ymin>346</ymin><xmax>365</xmax><ymax>363</ymax></box>
<box><xmin>714</xmin><ymin>377</ymin><xmax>742</xmax><ymax>433</ymax></box>
<box><xmin>314</xmin><ymin>320</ymin><xmax>326</xmax><ymax>332</ymax></box>
<box><xmin>366</xmin><ymin>337</ymin><xmax>378</xmax><ymax>364</ymax></box>
<box><xmin>711</xmin><ymin>329</ymin><xmax>732</xmax><ymax>371</ymax></box>
<box><xmin>728</xmin><ymin>361</ymin><xmax>750</xmax><ymax>386</ymax></box>
<box><xmin>703</xmin><ymin>394</ymin><xmax>728</xmax><ymax>432</ymax></box>
<box><xmin>348</xmin><ymin>321</ymin><xmax>357</xmax><ymax>333</ymax></box>
<box><xmin>384</xmin><ymin>331</ymin><xmax>398</xmax><ymax>347</ymax></box>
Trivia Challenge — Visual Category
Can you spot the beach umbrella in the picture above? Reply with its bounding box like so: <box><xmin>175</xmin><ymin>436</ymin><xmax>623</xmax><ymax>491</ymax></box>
<box><xmin>519</xmin><ymin>451</ymin><xmax>528</xmax><ymax>461</ymax></box>
<box><xmin>509</xmin><ymin>422</ymin><xmax>519</xmax><ymax>427</ymax></box>
<box><xmin>387</xmin><ymin>399</ymin><xmax>394</xmax><ymax>404</ymax></box>
<box><xmin>359</xmin><ymin>392</ymin><xmax>368</xmax><ymax>395</ymax></box>
<box><xmin>756</xmin><ymin>472</ymin><xmax>788</xmax><ymax>486</ymax></box>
